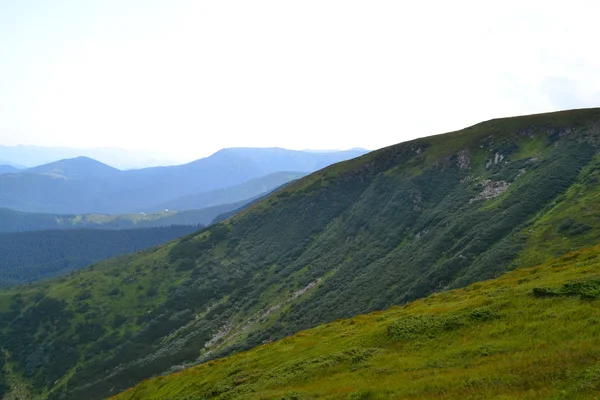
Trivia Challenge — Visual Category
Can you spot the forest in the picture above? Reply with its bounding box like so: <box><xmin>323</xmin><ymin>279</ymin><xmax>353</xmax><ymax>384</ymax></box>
<box><xmin>0</xmin><ymin>225</ymin><xmax>200</xmax><ymax>287</ymax></box>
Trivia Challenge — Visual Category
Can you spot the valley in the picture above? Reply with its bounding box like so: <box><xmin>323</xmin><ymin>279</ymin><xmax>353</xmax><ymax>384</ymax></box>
<box><xmin>3</xmin><ymin>2</ymin><xmax>596</xmax><ymax>398</ymax></box>
<box><xmin>2</xmin><ymin>108</ymin><xmax>600</xmax><ymax>399</ymax></box>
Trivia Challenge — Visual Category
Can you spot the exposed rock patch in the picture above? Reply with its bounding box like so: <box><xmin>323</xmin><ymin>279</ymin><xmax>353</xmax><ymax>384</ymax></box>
<box><xmin>486</xmin><ymin>152</ymin><xmax>505</xmax><ymax>169</ymax></box>
<box><xmin>457</xmin><ymin>150</ymin><xmax>470</xmax><ymax>170</ymax></box>
<box><xmin>409</xmin><ymin>191</ymin><xmax>422</xmax><ymax>212</ymax></box>
<box><xmin>470</xmin><ymin>180</ymin><xmax>510</xmax><ymax>203</ymax></box>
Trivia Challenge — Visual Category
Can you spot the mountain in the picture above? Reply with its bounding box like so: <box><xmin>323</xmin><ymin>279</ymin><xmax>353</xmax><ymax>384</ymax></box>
<box><xmin>2</xmin><ymin>108</ymin><xmax>600</xmax><ymax>399</ymax></box>
<box><xmin>113</xmin><ymin>244</ymin><xmax>600</xmax><ymax>399</ymax></box>
<box><xmin>152</xmin><ymin>171</ymin><xmax>306</xmax><ymax>212</ymax></box>
<box><xmin>24</xmin><ymin>156</ymin><xmax>121</xmax><ymax>179</ymax></box>
<box><xmin>0</xmin><ymin>148</ymin><xmax>366</xmax><ymax>214</ymax></box>
<box><xmin>212</xmin><ymin>147</ymin><xmax>367</xmax><ymax>170</ymax></box>
<box><xmin>0</xmin><ymin>159</ymin><xmax>25</xmax><ymax>169</ymax></box>
<box><xmin>0</xmin><ymin>157</ymin><xmax>124</xmax><ymax>214</ymax></box>
<box><xmin>116</xmin><ymin>148</ymin><xmax>367</xmax><ymax>211</ymax></box>
<box><xmin>0</xmin><ymin>225</ymin><xmax>200</xmax><ymax>288</ymax></box>
<box><xmin>0</xmin><ymin>165</ymin><xmax>18</xmax><ymax>175</ymax></box>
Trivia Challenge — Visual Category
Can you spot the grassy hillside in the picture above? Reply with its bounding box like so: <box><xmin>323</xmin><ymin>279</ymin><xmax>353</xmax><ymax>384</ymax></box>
<box><xmin>2</xmin><ymin>108</ymin><xmax>600</xmax><ymax>399</ymax></box>
<box><xmin>113</xmin><ymin>243</ymin><xmax>600</xmax><ymax>399</ymax></box>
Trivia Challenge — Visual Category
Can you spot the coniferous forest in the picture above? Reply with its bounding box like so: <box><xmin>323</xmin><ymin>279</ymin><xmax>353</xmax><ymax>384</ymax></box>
<box><xmin>0</xmin><ymin>225</ymin><xmax>199</xmax><ymax>287</ymax></box>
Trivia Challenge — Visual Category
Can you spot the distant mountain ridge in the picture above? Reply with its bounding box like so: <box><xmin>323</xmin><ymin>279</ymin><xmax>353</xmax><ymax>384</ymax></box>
<box><xmin>0</xmin><ymin>191</ymin><xmax>277</xmax><ymax>233</ymax></box>
<box><xmin>152</xmin><ymin>171</ymin><xmax>306</xmax><ymax>212</ymax></box>
<box><xmin>0</xmin><ymin>148</ymin><xmax>366</xmax><ymax>214</ymax></box>
<box><xmin>0</xmin><ymin>145</ymin><xmax>179</xmax><ymax>169</ymax></box>
<box><xmin>24</xmin><ymin>156</ymin><xmax>120</xmax><ymax>179</ymax></box>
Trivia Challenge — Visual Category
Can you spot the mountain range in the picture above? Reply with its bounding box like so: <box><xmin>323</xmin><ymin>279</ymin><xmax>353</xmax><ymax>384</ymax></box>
<box><xmin>2</xmin><ymin>108</ymin><xmax>600</xmax><ymax>399</ymax></box>
<box><xmin>0</xmin><ymin>148</ymin><xmax>363</xmax><ymax>214</ymax></box>
<box><xmin>0</xmin><ymin>146</ymin><xmax>178</xmax><ymax>170</ymax></box>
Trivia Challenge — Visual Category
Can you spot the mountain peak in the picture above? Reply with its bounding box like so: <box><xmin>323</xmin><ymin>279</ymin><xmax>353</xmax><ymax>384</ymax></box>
<box><xmin>24</xmin><ymin>156</ymin><xmax>121</xmax><ymax>179</ymax></box>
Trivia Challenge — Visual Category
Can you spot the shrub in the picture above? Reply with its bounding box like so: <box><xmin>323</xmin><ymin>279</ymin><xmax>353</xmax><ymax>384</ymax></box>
<box><xmin>532</xmin><ymin>287</ymin><xmax>559</xmax><ymax>297</ymax></box>
<box><xmin>386</xmin><ymin>314</ymin><xmax>464</xmax><ymax>341</ymax></box>
<box><xmin>112</xmin><ymin>314</ymin><xmax>128</xmax><ymax>329</ymax></box>
<box><xmin>77</xmin><ymin>291</ymin><xmax>93</xmax><ymax>301</ymax></box>
<box><xmin>533</xmin><ymin>277</ymin><xmax>600</xmax><ymax>300</ymax></box>
<box><xmin>469</xmin><ymin>306</ymin><xmax>497</xmax><ymax>321</ymax></box>
<box><xmin>558</xmin><ymin>218</ymin><xmax>575</xmax><ymax>232</ymax></box>
<box><xmin>175</xmin><ymin>258</ymin><xmax>195</xmax><ymax>272</ymax></box>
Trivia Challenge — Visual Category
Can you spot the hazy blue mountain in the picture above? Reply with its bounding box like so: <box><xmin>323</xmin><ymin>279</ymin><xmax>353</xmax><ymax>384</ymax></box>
<box><xmin>0</xmin><ymin>157</ymin><xmax>124</xmax><ymax>214</ymax></box>
<box><xmin>0</xmin><ymin>165</ymin><xmax>18</xmax><ymax>174</ymax></box>
<box><xmin>0</xmin><ymin>145</ymin><xmax>178</xmax><ymax>169</ymax></box>
<box><xmin>0</xmin><ymin>159</ymin><xmax>25</xmax><ymax>168</ymax></box>
<box><xmin>217</xmin><ymin>147</ymin><xmax>367</xmax><ymax>170</ymax></box>
<box><xmin>151</xmin><ymin>171</ymin><xmax>305</xmax><ymax>212</ymax></box>
<box><xmin>118</xmin><ymin>148</ymin><xmax>367</xmax><ymax>211</ymax></box>
<box><xmin>0</xmin><ymin>148</ymin><xmax>367</xmax><ymax>214</ymax></box>
<box><xmin>24</xmin><ymin>156</ymin><xmax>121</xmax><ymax>179</ymax></box>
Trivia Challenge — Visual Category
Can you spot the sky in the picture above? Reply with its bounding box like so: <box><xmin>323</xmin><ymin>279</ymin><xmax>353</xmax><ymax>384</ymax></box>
<box><xmin>0</xmin><ymin>0</ymin><xmax>599</xmax><ymax>162</ymax></box>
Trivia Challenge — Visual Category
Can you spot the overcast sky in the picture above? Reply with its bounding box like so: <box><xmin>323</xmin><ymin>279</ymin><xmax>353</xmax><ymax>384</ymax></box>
<box><xmin>1</xmin><ymin>1</ymin><xmax>598</xmax><ymax>162</ymax></box>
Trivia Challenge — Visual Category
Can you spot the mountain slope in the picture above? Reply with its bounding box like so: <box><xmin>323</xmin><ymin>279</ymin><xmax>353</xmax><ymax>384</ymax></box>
<box><xmin>2</xmin><ymin>109</ymin><xmax>600</xmax><ymax>399</ymax></box>
<box><xmin>152</xmin><ymin>171</ymin><xmax>305</xmax><ymax>212</ymax></box>
<box><xmin>0</xmin><ymin>171</ymin><xmax>114</xmax><ymax>214</ymax></box>
<box><xmin>113</xmin><ymin>244</ymin><xmax>600</xmax><ymax>399</ymax></box>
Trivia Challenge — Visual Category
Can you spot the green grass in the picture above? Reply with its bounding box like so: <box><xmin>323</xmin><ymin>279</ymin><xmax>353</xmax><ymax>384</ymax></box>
<box><xmin>114</xmin><ymin>244</ymin><xmax>600</xmax><ymax>400</ymax></box>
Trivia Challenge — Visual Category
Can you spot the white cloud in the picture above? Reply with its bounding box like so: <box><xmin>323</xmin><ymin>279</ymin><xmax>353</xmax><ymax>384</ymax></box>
<box><xmin>0</xmin><ymin>0</ymin><xmax>599</xmax><ymax>162</ymax></box>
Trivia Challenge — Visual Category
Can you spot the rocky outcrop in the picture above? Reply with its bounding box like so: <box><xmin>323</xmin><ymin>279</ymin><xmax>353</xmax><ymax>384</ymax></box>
<box><xmin>470</xmin><ymin>180</ymin><xmax>510</xmax><ymax>203</ymax></box>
